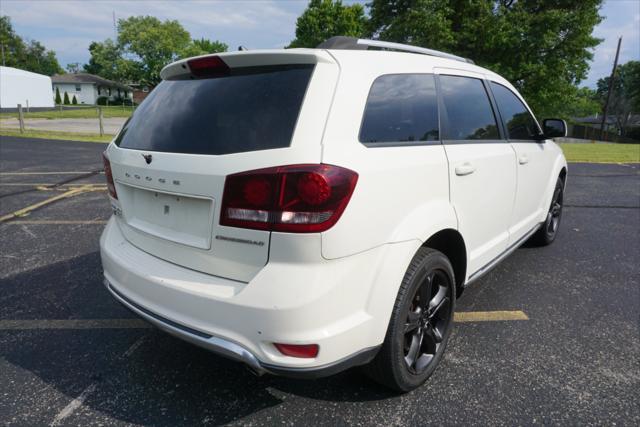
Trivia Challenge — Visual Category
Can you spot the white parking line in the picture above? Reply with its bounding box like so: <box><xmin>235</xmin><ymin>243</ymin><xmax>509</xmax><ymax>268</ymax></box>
<box><xmin>0</xmin><ymin>172</ymin><xmax>96</xmax><ymax>175</ymax></box>
<box><xmin>2</xmin><ymin>220</ymin><xmax>108</xmax><ymax>225</ymax></box>
<box><xmin>122</xmin><ymin>335</ymin><xmax>148</xmax><ymax>358</ymax></box>
<box><xmin>50</xmin><ymin>383</ymin><xmax>97</xmax><ymax>426</ymax></box>
<box><xmin>0</xmin><ymin>319</ymin><xmax>151</xmax><ymax>330</ymax></box>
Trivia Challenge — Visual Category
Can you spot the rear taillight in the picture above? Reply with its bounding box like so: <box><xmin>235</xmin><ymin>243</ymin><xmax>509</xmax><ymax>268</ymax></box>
<box><xmin>220</xmin><ymin>164</ymin><xmax>358</xmax><ymax>233</ymax></box>
<box><xmin>187</xmin><ymin>56</ymin><xmax>230</xmax><ymax>78</ymax></box>
<box><xmin>102</xmin><ymin>152</ymin><xmax>117</xmax><ymax>199</ymax></box>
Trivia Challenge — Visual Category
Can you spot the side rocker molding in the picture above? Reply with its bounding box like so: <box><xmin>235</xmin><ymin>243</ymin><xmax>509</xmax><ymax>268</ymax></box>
<box><xmin>465</xmin><ymin>222</ymin><xmax>541</xmax><ymax>287</ymax></box>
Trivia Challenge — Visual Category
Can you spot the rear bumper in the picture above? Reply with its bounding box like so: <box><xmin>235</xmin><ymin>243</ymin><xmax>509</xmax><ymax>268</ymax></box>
<box><xmin>100</xmin><ymin>217</ymin><xmax>418</xmax><ymax>376</ymax></box>
<box><xmin>106</xmin><ymin>277</ymin><xmax>378</xmax><ymax>378</ymax></box>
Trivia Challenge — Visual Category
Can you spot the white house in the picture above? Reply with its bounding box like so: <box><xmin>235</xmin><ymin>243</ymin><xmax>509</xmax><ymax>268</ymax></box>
<box><xmin>51</xmin><ymin>73</ymin><xmax>132</xmax><ymax>105</ymax></box>
<box><xmin>0</xmin><ymin>66</ymin><xmax>55</xmax><ymax>109</ymax></box>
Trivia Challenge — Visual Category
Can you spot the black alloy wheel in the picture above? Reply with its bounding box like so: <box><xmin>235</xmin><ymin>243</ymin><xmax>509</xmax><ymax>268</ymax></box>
<box><xmin>529</xmin><ymin>177</ymin><xmax>565</xmax><ymax>246</ymax></box>
<box><xmin>546</xmin><ymin>182</ymin><xmax>564</xmax><ymax>238</ymax></box>
<box><xmin>403</xmin><ymin>269</ymin><xmax>452</xmax><ymax>374</ymax></box>
<box><xmin>364</xmin><ymin>248</ymin><xmax>456</xmax><ymax>392</ymax></box>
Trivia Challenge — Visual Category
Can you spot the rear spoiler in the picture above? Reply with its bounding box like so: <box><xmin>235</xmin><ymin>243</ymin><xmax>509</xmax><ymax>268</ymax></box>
<box><xmin>160</xmin><ymin>49</ymin><xmax>335</xmax><ymax>80</ymax></box>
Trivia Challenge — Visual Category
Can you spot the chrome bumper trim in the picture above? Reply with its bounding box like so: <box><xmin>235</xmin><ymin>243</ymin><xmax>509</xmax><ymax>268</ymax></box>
<box><xmin>104</xmin><ymin>278</ymin><xmax>267</xmax><ymax>375</ymax></box>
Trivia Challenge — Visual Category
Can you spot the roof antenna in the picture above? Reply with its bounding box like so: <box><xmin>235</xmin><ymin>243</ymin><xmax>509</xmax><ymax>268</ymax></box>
<box><xmin>238</xmin><ymin>46</ymin><xmax>248</xmax><ymax>51</ymax></box>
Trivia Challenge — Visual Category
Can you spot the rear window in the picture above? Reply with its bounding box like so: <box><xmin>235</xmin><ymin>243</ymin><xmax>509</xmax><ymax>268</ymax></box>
<box><xmin>114</xmin><ymin>64</ymin><xmax>314</xmax><ymax>155</ymax></box>
<box><xmin>359</xmin><ymin>74</ymin><xmax>439</xmax><ymax>145</ymax></box>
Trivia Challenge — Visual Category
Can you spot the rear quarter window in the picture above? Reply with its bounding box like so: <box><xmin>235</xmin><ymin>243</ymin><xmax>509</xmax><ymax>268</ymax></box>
<box><xmin>114</xmin><ymin>64</ymin><xmax>314</xmax><ymax>155</ymax></box>
<box><xmin>359</xmin><ymin>74</ymin><xmax>439</xmax><ymax>146</ymax></box>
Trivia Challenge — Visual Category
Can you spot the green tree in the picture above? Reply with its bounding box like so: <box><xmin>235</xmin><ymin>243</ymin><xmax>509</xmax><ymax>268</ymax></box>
<box><xmin>72</xmin><ymin>95</ymin><xmax>78</xmax><ymax>104</ymax></box>
<box><xmin>55</xmin><ymin>87</ymin><xmax>62</xmax><ymax>105</ymax></box>
<box><xmin>288</xmin><ymin>0</ymin><xmax>367</xmax><ymax>48</ymax></box>
<box><xmin>83</xmin><ymin>39</ymin><xmax>136</xmax><ymax>82</ymax></box>
<box><xmin>83</xmin><ymin>16</ymin><xmax>229</xmax><ymax>85</ymax></box>
<box><xmin>0</xmin><ymin>15</ymin><xmax>63</xmax><ymax>75</ymax></box>
<box><xmin>597</xmin><ymin>61</ymin><xmax>640</xmax><ymax>136</ymax></box>
<box><xmin>366</xmin><ymin>0</ymin><xmax>603</xmax><ymax>118</ymax></box>
<box><xmin>63</xmin><ymin>92</ymin><xmax>70</xmax><ymax>105</ymax></box>
<box><xmin>66</xmin><ymin>62</ymin><xmax>81</xmax><ymax>73</ymax></box>
<box><xmin>117</xmin><ymin>16</ymin><xmax>192</xmax><ymax>85</ymax></box>
<box><xmin>561</xmin><ymin>87</ymin><xmax>601</xmax><ymax>119</ymax></box>
<box><xmin>180</xmin><ymin>38</ymin><xmax>228</xmax><ymax>58</ymax></box>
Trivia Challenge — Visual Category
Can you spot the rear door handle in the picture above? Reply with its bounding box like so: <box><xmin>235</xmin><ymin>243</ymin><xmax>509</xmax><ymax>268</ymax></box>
<box><xmin>455</xmin><ymin>163</ymin><xmax>476</xmax><ymax>176</ymax></box>
<box><xmin>518</xmin><ymin>155</ymin><xmax>530</xmax><ymax>165</ymax></box>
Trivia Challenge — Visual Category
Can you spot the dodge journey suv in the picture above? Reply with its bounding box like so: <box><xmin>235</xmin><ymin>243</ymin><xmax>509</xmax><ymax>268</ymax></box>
<box><xmin>100</xmin><ymin>36</ymin><xmax>567</xmax><ymax>391</ymax></box>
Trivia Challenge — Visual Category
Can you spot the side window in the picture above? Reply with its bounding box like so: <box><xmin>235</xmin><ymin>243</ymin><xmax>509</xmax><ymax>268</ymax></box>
<box><xmin>359</xmin><ymin>74</ymin><xmax>439</xmax><ymax>145</ymax></box>
<box><xmin>439</xmin><ymin>75</ymin><xmax>499</xmax><ymax>141</ymax></box>
<box><xmin>490</xmin><ymin>82</ymin><xmax>540</xmax><ymax>140</ymax></box>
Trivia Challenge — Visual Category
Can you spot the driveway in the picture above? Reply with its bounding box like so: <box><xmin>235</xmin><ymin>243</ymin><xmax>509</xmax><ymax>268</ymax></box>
<box><xmin>0</xmin><ymin>117</ymin><xmax>127</xmax><ymax>135</ymax></box>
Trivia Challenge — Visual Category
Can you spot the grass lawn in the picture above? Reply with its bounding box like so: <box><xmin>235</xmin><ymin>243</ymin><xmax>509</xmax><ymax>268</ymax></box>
<box><xmin>559</xmin><ymin>142</ymin><xmax>640</xmax><ymax>164</ymax></box>
<box><xmin>0</xmin><ymin>128</ymin><xmax>111</xmax><ymax>143</ymax></box>
<box><xmin>1</xmin><ymin>129</ymin><xmax>638</xmax><ymax>160</ymax></box>
<box><xmin>0</xmin><ymin>106</ymin><xmax>133</xmax><ymax>120</ymax></box>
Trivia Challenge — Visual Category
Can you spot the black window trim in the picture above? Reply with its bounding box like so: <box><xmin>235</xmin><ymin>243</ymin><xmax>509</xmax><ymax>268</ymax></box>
<box><xmin>358</xmin><ymin>73</ymin><xmax>442</xmax><ymax>148</ymax></box>
<box><xmin>356</xmin><ymin>73</ymin><xmax>541</xmax><ymax>148</ymax></box>
<box><xmin>487</xmin><ymin>80</ymin><xmax>543</xmax><ymax>143</ymax></box>
<box><xmin>436</xmin><ymin>74</ymin><xmax>506</xmax><ymax>145</ymax></box>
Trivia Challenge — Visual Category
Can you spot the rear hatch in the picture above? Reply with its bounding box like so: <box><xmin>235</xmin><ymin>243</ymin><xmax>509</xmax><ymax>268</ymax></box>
<box><xmin>105</xmin><ymin>50</ymin><xmax>339</xmax><ymax>282</ymax></box>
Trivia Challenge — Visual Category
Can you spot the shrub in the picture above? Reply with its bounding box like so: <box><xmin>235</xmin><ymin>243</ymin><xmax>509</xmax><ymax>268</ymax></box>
<box><xmin>111</xmin><ymin>95</ymin><xmax>134</xmax><ymax>106</ymax></box>
<box><xmin>72</xmin><ymin>95</ymin><xmax>78</xmax><ymax>105</ymax></box>
<box><xmin>55</xmin><ymin>87</ymin><xmax>62</xmax><ymax>105</ymax></box>
<box><xmin>96</xmin><ymin>96</ymin><xmax>108</xmax><ymax>106</ymax></box>
<box><xmin>63</xmin><ymin>92</ymin><xmax>70</xmax><ymax>105</ymax></box>
<box><xmin>623</xmin><ymin>127</ymin><xmax>640</xmax><ymax>142</ymax></box>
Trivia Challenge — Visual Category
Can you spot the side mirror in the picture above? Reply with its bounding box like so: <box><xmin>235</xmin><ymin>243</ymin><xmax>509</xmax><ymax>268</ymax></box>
<box><xmin>542</xmin><ymin>118</ymin><xmax>567</xmax><ymax>139</ymax></box>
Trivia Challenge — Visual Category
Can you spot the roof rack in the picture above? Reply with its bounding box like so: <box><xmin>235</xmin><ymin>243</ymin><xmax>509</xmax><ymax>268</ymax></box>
<box><xmin>316</xmin><ymin>36</ymin><xmax>474</xmax><ymax>64</ymax></box>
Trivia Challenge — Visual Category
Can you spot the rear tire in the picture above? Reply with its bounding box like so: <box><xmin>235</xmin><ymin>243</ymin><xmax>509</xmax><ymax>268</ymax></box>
<box><xmin>529</xmin><ymin>177</ymin><xmax>564</xmax><ymax>246</ymax></box>
<box><xmin>363</xmin><ymin>248</ymin><xmax>456</xmax><ymax>392</ymax></box>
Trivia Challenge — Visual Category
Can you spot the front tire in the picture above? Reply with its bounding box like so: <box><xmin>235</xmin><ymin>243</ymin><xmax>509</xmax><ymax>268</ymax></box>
<box><xmin>529</xmin><ymin>177</ymin><xmax>564</xmax><ymax>246</ymax></box>
<box><xmin>364</xmin><ymin>248</ymin><xmax>456</xmax><ymax>392</ymax></box>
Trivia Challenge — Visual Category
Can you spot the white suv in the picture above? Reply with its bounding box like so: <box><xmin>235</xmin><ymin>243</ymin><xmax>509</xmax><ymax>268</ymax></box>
<box><xmin>100</xmin><ymin>37</ymin><xmax>567</xmax><ymax>391</ymax></box>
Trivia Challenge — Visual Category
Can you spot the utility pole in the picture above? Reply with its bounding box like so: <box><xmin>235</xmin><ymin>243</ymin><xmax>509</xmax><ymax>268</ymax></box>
<box><xmin>113</xmin><ymin>11</ymin><xmax>117</xmax><ymax>40</ymax></box>
<box><xmin>599</xmin><ymin>36</ymin><xmax>622</xmax><ymax>141</ymax></box>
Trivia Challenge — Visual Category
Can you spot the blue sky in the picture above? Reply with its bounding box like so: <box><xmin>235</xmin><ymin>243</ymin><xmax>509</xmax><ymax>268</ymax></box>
<box><xmin>1</xmin><ymin>0</ymin><xmax>638</xmax><ymax>87</ymax></box>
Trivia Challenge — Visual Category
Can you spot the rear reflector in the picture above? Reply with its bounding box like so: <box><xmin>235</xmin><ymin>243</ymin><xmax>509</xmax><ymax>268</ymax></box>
<box><xmin>274</xmin><ymin>343</ymin><xmax>319</xmax><ymax>358</ymax></box>
<box><xmin>102</xmin><ymin>152</ymin><xmax>117</xmax><ymax>199</ymax></box>
<box><xmin>187</xmin><ymin>56</ymin><xmax>230</xmax><ymax>78</ymax></box>
<box><xmin>220</xmin><ymin>164</ymin><xmax>358</xmax><ymax>233</ymax></box>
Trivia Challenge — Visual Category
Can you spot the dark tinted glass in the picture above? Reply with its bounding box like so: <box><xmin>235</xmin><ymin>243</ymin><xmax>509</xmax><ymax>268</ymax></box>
<box><xmin>490</xmin><ymin>82</ymin><xmax>540</xmax><ymax>140</ymax></box>
<box><xmin>115</xmin><ymin>65</ymin><xmax>314</xmax><ymax>155</ymax></box>
<box><xmin>359</xmin><ymin>74</ymin><xmax>439</xmax><ymax>144</ymax></box>
<box><xmin>440</xmin><ymin>75</ymin><xmax>499</xmax><ymax>140</ymax></box>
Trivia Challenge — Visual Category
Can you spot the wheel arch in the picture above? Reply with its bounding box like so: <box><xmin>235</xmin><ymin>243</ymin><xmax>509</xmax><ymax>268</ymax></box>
<box><xmin>559</xmin><ymin>166</ymin><xmax>567</xmax><ymax>184</ymax></box>
<box><xmin>422</xmin><ymin>229</ymin><xmax>467</xmax><ymax>296</ymax></box>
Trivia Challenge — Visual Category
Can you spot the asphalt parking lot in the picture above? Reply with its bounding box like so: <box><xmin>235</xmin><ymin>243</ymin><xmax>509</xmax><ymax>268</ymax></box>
<box><xmin>1</xmin><ymin>136</ymin><xmax>638</xmax><ymax>426</ymax></box>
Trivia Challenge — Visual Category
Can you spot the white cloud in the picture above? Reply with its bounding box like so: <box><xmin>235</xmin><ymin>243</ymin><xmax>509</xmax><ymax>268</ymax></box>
<box><xmin>0</xmin><ymin>0</ymin><xmax>305</xmax><ymax>66</ymax></box>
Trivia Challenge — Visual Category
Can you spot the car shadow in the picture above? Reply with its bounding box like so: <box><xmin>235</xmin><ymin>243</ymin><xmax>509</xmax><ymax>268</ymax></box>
<box><xmin>1</xmin><ymin>252</ymin><xmax>397</xmax><ymax>425</ymax></box>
